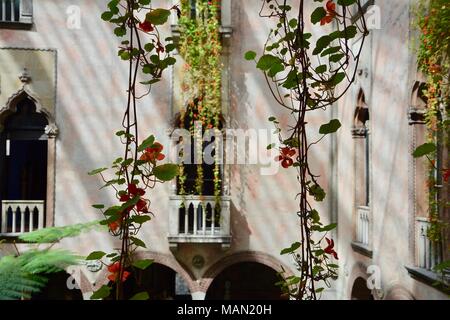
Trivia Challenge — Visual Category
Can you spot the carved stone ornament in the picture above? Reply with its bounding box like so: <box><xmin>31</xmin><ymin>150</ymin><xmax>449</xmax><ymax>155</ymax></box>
<box><xmin>45</xmin><ymin>123</ymin><xmax>59</xmax><ymax>137</ymax></box>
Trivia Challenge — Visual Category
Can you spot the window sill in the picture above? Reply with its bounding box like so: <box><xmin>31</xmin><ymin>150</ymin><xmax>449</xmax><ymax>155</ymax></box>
<box><xmin>405</xmin><ymin>266</ymin><xmax>450</xmax><ymax>293</ymax></box>
<box><xmin>0</xmin><ymin>21</ymin><xmax>33</xmax><ymax>30</ymax></box>
<box><xmin>351</xmin><ymin>241</ymin><xmax>373</xmax><ymax>258</ymax></box>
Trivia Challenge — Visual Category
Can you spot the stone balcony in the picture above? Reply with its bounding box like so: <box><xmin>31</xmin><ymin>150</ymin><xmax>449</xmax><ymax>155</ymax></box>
<box><xmin>168</xmin><ymin>195</ymin><xmax>231</xmax><ymax>250</ymax></box>
<box><xmin>0</xmin><ymin>200</ymin><xmax>45</xmax><ymax>237</ymax></box>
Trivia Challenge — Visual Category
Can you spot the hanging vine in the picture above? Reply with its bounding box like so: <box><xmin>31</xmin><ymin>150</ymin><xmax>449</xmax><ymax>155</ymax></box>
<box><xmin>178</xmin><ymin>0</ymin><xmax>223</xmax><ymax>203</ymax></box>
<box><xmin>413</xmin><ymin>0</ymin><xmax>450</xmax><ymax>283</ymax></box>
<box><xmin>246</xmin><ymin>0</ymin><xmax>369</xmax><ymax>299</ymax></box>
<box><xmin>87</xmin><ymin>0</ymin><xmax>180</xmax><ymax>300</ymax></box>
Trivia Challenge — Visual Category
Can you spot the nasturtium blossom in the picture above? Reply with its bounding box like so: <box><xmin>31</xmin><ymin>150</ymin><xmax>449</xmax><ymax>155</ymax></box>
<box><xmin>276</xmin><ymin>147</ymin><xmax>296</xmax><ymax>168</ymax></box>
<box><xmin>321</xmin><ymin>1</ymin><xmax>336</xmax><ymax>26</ymax></box>
<box><xmin>128</xmin><ymin>183</ymin><xmax>145</xmax><ymax>196</ymax></box>
<box><xmin>108</xmin><ymin>221</ymin><xmax>120</xmax><ymax>232</ymax></box>
<box><xmin>140</xmin><ymin>142</ymin><xmax>165</xmax><ymax>162</ymax></box>
<box><xmin>107</xmin><ymin>262</ymin><xmax>131</xmax><ymax>282</ymax></box>
<box><xmin>324</xmin><ymin>237</ymin><xmax>339</xmax><ymax>259</ymax></box>
<box><xmin>443</xmin><ymin>169</ymin><xmax>450</xmax><ymax>182</ymax></box>
<box><xmin>138</xmin><ymin>20</ymin><xmax>154</xmax><ymax>33</ymax></box>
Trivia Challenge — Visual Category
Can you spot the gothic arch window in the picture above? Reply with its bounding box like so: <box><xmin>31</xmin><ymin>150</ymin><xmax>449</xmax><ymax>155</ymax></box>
<box><xmin>0</xmin><ymin>90</ymin><xmax>57</xmax><ymax>236</ymax></box>
<box><xmin>352</xmin><ymin>89</ymin><xmax>370</xmax><ymax>207</ymax></box>
<box><xmin>351</xmin><ymin>89</ymin><xmax>372</xmax><ymax>253</ymax></box>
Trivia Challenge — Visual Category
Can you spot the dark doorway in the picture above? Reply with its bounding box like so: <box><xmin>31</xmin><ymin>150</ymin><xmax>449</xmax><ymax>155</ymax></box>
<box><xmin>31</xmin><ymin>271</ymin><xmax>83</xmax><ymax>300</ymax></box>
<box><xmin>115</xmin><ymin>263</ymin><xmax>191</xmax><ymax>300</ymax></box>
<box><xmin>351</xmin><ymin>277</ymin><xmax>374</xmax><ymax>300</ymax></box>
<box><xmin>205</xmin><ymin>262</ymin><xmax>283</xmax><ymax>300</ymax></box>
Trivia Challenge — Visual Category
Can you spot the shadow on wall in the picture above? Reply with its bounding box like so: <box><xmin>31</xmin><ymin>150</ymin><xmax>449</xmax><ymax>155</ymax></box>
<box><xmin>229</xmin><ymin>201</ymin><xmax>251</xmax><ymax>250</ymax></box>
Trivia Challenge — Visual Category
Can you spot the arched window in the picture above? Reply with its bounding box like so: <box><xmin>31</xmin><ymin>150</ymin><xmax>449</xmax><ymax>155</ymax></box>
<box><xmin>352</xmin><ymin>89</ymin><xmax>370</xmax><ymax>207</ymax></box>
<box><xmin>0</xmin><ymin>92</ymin><xmax>57</xmax><ymax>236</ymax></box>
<box><xmin>352</xmin><ymin>89</ymin><xmax>372</xmax><ymax>252</ymax></box>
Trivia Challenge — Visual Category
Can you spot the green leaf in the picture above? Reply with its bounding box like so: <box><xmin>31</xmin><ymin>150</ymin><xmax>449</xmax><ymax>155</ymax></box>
<box><xmin>315</xmin><ymin>65</ymin><xmax>327</xmax><ymax>74</ymax></box>
<box><xmin>139</xmin><ymin>0</ymin><xmax>151</xmax><ymax>5</ymax></box>
<box><xmin>153</xmin><ymin>164</ymin><xmax>179</xmax><ymax>181</ymax></box>
<box><xmin>412</xmin><ymin>143</ymin><xmax>436</xmax><ymax>158</ymax></box>
<box><xmin>86</xmin><ymin>251</ymin><xmax>106</xmax><ymax>260</ymax></box>
<box><xmin>321</xmin><ymin>46</ymin><xmax>342</xmax><ymax>57</ymax></box>
<box><xmin>92</xmin><ymin>204</ymin><xmax>105</xmax><ymax>209</ymax></box>
<box><xmin>313</xmin><ymin>35</ymin><xmax>331</xmax><ymax>55</ymax></box>
<box><xmin>88</xmin><ymin>168</ymin><xmax>107</xmax><ymax>176</ymax></box>
<box><xmin>341</xmin><ymin>25</ymin><xmax>358</xmax><ymax>39</ymax></box>
<box><xmin>329</xmin><ymin>53</ymin><xmax>345</xmax><ymax>63</ymax></box>
<box><xmin>267</xmin><ymin>63</ymin><xmax>285</xmax><ymax>77</ymax></box>
<box><xmin>90</xmin><ymin>285</ymin><xmax>111</xmax><ymax>300</ymax></box>
<box><xmin>130</xmin><ymin>292</ymin><xmax>150</xmax><ymax>300</ymax></box>
<box><xmin>140</xmin><ymin>79</ymin><xmax>160</xmax><ymax>85</ymax></box>
<box><xmin>145</xmin><ymin>8</ymin><xmax>171</xmax><ymax>25</ymax></box>
<box><xmin>256</xmin><ymin>54</ymin><xmax>282</xmax><ymax>71</ymax></box>
<box><xmin>319</xmin><ymin>119</ymin><xmax>342</xmax><ymax>134</ymax></box>
<box><xmin>114</xmin><ymin>26</ymin><xmax>126</xmax><ymax>37</ymax></box>
<box><xmin>132</xmin><ymin>215</ymin><xmax>151</xmax><ymax>224</ymax></box>
<box><xmin>331</xmin><ymin>72</ymin><xmax>346</xmax><ymax>86</ymax></box>
<box><xmin>130</xmin><ymin>236</ymin><xmax>146</xmax><ymax>248</ymax></box>
<box><xmin>137</xmin><ymin>135</ymin><xmax>155</xmax><ymax>152</ymax></box>
<box><xmin>144</xmin><ymin>43</ymin><xmax>155</xmax><ymax>52</ymax></box>
<box><xmin>337</xmin><ymin>0</ymin><xmax>357</xmax><ymax>6</ymax></box>
<box><xmin>281</xmin><ymin>242</ymin><xmax>301</xmax><ymax>255</ymax></box>
<box><xmin>132</xmin><ymin>259</ymin><xmax>154</xmax><ymax>270</ymax></box>
<box><xmin>311</xmin><ymin>7</ymin><xmax>327</xmax><ymax>24</ymax></box>
<box><xmin>321</xmin><ymin>223</ymin><xmax>337</xmax><ymax>232</ymax></box>
<box><xmin>244</xmin><ymin>51</ymin><xmax>257</xmax><ymax>60</ymax></box>
<box><xmin>101</xmin><ymin>11</ymin><xmax>113</xmax><ymax>21</ymax></box>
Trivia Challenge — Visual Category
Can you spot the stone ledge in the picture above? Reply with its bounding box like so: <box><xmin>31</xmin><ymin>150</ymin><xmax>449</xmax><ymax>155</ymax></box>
<box><xmin>351</xmin><ymin>241</ymin><xmax>373</xmax><ymax>258</ymax></box>
<box><xmin>405</xmin><ymin>266</ymin><xmax>450</xmax><ymax>293</ymax></box>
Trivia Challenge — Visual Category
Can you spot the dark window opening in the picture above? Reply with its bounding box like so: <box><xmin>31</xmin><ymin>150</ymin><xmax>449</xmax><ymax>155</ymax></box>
<box><xmin>0</xmin><ymin>0</ymin><xmax>21</xmax><ymax>22</ymax></box>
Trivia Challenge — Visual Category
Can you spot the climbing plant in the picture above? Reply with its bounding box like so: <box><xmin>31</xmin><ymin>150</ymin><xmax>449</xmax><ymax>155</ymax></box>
<box><xmin>88</xmin><ymin>0</ymin><xmax>180</xmax><ymax>300</ymax></box>
<box><xmin>413</xmin><ymin>0</ymin><xmax>449</xmax><ymax>286</ymax></box>
<box><xmin>246</xmin><ymin>0</ymin><xmax>369</xmax><ymax>299</ymax></box>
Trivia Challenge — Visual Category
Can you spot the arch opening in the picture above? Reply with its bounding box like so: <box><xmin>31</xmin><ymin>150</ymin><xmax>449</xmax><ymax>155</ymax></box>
<box><xmin>351</xmin><ymin>277</ymin><xmax>374</xmax><ymax>300</ymax></box>
<box><xmin>205</xmin><ymin>262</ymin><xmax>284</xmax><ymax>300</ymax></box>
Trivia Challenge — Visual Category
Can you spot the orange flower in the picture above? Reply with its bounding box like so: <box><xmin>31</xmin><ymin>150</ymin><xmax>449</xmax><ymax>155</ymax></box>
<box><xmin>108</xmin><ymin>221</ymin><xmax>120</xmax><ymax>232</ymax></box>
<box><xmin>107</xmin><ymin>262</ymin><xmax>131</xmax><ymax>282</ymax></box>
<box><xmin>140</xmin><ymin>142</ymin><xmax>165</xmax><ymax>163</ymax></box>
<box><xmin>321</xmin><ymin>1</ymin><xmax>336</xmax><ymax>25</ymax></box>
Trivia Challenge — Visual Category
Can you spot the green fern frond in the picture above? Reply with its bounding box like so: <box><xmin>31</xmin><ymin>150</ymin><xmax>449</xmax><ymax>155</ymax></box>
<box><xmin>20</xmin><ymin>249</ymin><xmax>81</xmax><ymax>274</ymax></box>
<box><xmin>0</xmin><ymin>256</ymin><xmax>47</xmax><ymax>300</ymax></box>
<box><xmin>18</xmin><ymin>220</ymin><xmax>101</xmax><ymax>243</ymax></box>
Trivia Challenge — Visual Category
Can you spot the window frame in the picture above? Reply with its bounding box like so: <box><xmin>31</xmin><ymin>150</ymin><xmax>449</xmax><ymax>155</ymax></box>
<box><xmin>0</xmin><ymin>0</ymin><xmax>33</xmax><ymax>29</ymax></box>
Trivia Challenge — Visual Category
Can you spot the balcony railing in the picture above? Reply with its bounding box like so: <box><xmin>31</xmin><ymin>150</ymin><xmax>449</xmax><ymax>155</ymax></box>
<box><xmin>356</xmin><ymin>206</ymin><xmax>370</xmax><ymax>246</ymax></box>
<box><xmin>168</xmin><ymin>195</ymin><xmax>231</xmax><ymax>249</ymax></box>
<box><xmin>1</xmin><ymin>200</ymin><xmax>45</xmax><ymax>236</ymax></box>
<box><xmin>416</xmin><ymin>218</ymin><xmax>442</xmax><ymax>270</ymax></box>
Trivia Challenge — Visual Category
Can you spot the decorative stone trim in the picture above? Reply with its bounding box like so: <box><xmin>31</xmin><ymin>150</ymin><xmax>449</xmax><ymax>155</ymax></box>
<box><xmin>351</xmin><ymin>125</ymin><xmax>368</xmax><ymax>138</ymax></box>
<box><xmin>408</xmin><ymin>107</ymin><xmax>426</xmax><ymax>125</ymax></box>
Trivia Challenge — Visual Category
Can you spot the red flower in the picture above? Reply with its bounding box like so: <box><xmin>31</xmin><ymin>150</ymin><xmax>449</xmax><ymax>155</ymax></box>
<box><xmin>138</xmin><ymin>20</ymin><xmax>154</xmax><ymax>33</ymax></box>
<box><xmin>443</xmin><ymin>169</ymin><xmax>450</xmax><ymax>182</ymax></box>
<box><xmin>324</xmin><ymin>237</ymin><xmax>338</xmax><ymax>259</ymax></box>
<box><xmin>140</xmin><ymin>142</ymin><xmax>165</xmax><ymax>163</ymax></box>
<box><xmin>326</xmin><ymin>0</ymin><xmax>336</xmax><ymax>12</ymax></box>
<box><xmin>275</xmin><ymin>147</ymin><xmax>296</xmax><ymax>168</ymax></box>
<box><xmin>136</xmin><ymin>198</ymin><xmax>149</xmax><ymax>213</ymax></box>
<box><xmin>321</xmin><ymin>1</ymin><xmax>336</xmax><ymax>25</ymax></box>
<box><xmin>108</xmin><ymin>221</ymin><xmax>120</xmax><ymax>232</ymax></box>
<box><xmin>128</xmin><ymin>183</ymin><xmax>146</xmax><ymax>196</ymax></box>
<box><xmin>107</xmin><ymin>262</ymin><xmax>131</xmax><ymax>282</ymax></box>
<box><xmin>156</xmin><ymin>42</ymin><xmax>165</xmax><ymax>54</ymax></box>
<box><xmin>119</xmin><ymin>194</ymin><xmax>130</xmax><ymax>202</ymax></box>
